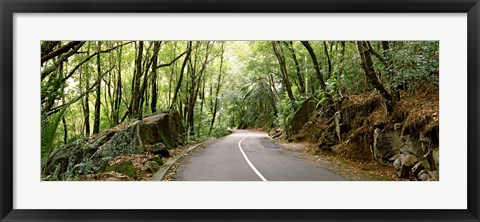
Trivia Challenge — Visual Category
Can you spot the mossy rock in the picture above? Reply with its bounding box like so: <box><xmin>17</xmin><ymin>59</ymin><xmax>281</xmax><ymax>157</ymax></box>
<box><xmin>43</xmin><ymin>111</ymin><xmax>185</xmax><ymax>180</ymax></box>
<box><xmin>139</xmin><ymin>111</ymin><xmax>184</xmax><ymax>149</ymax></box>
<box><xmin>105</xmin><ymin>160</ymin><xmax>136</xmax><ymax>179</ymax></box>
<box><xmin>42</xmin><ymin>138</ymin><xmax>91</xmax><ymax>178</ymax></box>
<box><xmin>145</xmin><ymin>161</ymin><xmax>160</xmax><ymax>173</ymax></box>
<box><xmin>148</xmin><ymin>155</ymin><xmax>163</xmax><ymax>166</ymax></box>
<box><xmin>289</xmin><ymin>98</ymin><xmax>316</xmax><ymax>137</ymax></box>
<box><xmin>138</xmin><ymin>122</ymin><xmax>162</xmax><ymax>146</ymax></box>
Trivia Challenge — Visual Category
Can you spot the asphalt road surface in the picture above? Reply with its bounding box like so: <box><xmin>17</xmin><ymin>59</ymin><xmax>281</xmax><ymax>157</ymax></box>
<box><xmin>172</xmin><ymin>130</ymin><xmax>348</xmax><ymax>181</ymax></box>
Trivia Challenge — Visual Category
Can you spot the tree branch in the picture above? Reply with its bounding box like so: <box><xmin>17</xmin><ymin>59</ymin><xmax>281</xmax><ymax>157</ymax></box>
<box><xmin>44</xmin><ymin>65</ymin><xmax>115</xmax><ymax>118</ymax></box>
<box><xmin>156</xmin><ymin>51</ymin><xmax>188</xmax><ymax>69</ymax></box>
<box><xmin>41</xmin><ymin>42</ymin><xmax>86</xmax><ymax>81</ymax></box>
<box><xmin>60</xmin><ymin>41</ymin><xmax>134</xmax><ymax>83</ymax></box>
<box><xmin>41</xmin><ymin>41</ymin><xmax>61</xmax><ymax>58</ymax></box>
<box><xmin>41</xmin><ymin>41</ymin><xmax>83</xmax><ymax>64</ymax></box>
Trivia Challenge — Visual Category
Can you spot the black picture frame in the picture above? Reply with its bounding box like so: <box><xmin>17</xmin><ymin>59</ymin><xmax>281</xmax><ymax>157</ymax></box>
<box><xmin>1</xmin><ymin>0</ymin><xmax>479</xmax><ymax>221</ymax></box>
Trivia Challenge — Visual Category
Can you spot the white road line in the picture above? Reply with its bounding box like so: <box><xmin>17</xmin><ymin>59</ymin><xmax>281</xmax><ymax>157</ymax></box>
<box><xmin>238</xmin><ymin>132</ymin><xmax>268</xmax><ymax>181</ymax></box>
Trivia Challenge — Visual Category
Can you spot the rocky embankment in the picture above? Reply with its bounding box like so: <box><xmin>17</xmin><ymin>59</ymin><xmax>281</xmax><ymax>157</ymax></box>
<box><xmin>271</xmin><ymin>90</ymin><xmax>439</xmax><ymax>181</ymax></box>
<box><xmin>42</xmin><ymin>111</ymin><xmax>185</xmax><ymax>180</ymax></box>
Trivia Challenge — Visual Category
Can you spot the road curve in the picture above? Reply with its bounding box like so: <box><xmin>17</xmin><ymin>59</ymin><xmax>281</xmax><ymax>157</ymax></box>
<box><xmin>172</xmin><ymin>130</ymin><xmax>348</xmax><ymax>181</ymax></box>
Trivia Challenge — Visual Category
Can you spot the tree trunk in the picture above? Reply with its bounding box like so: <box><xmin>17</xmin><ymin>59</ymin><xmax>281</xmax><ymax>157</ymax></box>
<box><xmin>130</xmin><ymin>41</ymin><xmax>144</xmax><ymax>119</ymax></box>
<box><xmin>167</xmin><ymin>43</ymin><xmax>177</xmax><ymax>108</ymax></box>
<box><xmin>150</xmin><ymin>41</ymin><xmax>163</xmax><ymax>113</ymax></box>
<box><xmin>139</xmin><ymin>41</ymin><xmax>162</xmax><ymax>119</ymax></box>
<box><xmin>356</xmin><ymin>41</ymin><xmax>394</xmax><ymax>113</ymax></box>
<box><xmin>106</xmin><ymin>48</ymin><xmax>114</xmax><ymax>127</ymax></box>
<box><xmin>83</xmin><ymin>43</ymin><xmax>91</xmax><ymax>137</ymax></box>
<box><xmin>171</xmin><ymin>41</ymin><xmax>192</xmax><ymax>110</ymax></box>
<box><xmin>365</xmin><ymin>41</ymin><xmax>400</xmax><ymax>100</ymax></box>
<box><xmin>209</xmin><ymin>42</ymin><xmax>225</xmax><ymax>135</ymax></box>
<box><xmin>59</xmin><ymin>62</ymin><xmax>68</xmax><ymax>144</ymax></box>
<box><xmin>267</xmin><ymin>72</ymin><xmax>280</xmax><ymax>99</ymax></box>
<box><xmin>93</xmin><ymin>41</ymin><xmax>102</xmax><ymax>134</ymax></box>
<box><xmin>271</xmin><ymin>41</ymin><xmax>296</xmax><ymax>103</ymax></box>
<box><xmin>198</xmin><ymin>76</ymin><xmax>206</xmax><ymax>136</ymax></box>
<box><xmin>301</xmin><ymin>41</ymin><xmax>326</xmax><ymax>90</ymax></box>
<box><xmin>338</xmin><ymin>41</ymin><xmax>346</xmax><ymax>77</ymax></box>
<box><xmin>187</xmin><ymin>42</ymin><xmax>211</xmax><ymax>135</ymax></box>
<box><xmin>83</xmin><ymin>92</ymin><xmax>90</xmax><ymax>137</ymax></box>
<box><xmin>62</xmin><ymin>116</ymin><xmax>68</xmax><ymax>144</ymax></box>
<box><xmin>284</xmin><ymin>41</ymin><xmax>305</xmax><ymax>94</ymax></box>
<box><xmin>381</xmin><ymin>41</ymin><xmax>390</xmax><ymax>53</ymax></box>
<box><xmin>113</xmin><ymin>44</ymin><xmax>123</xmax><ymax>125</ymax></box>
<box><xmin>323</xmin><ymin>41</ymin><xmax>332</xmax><ymax>79</ymax></box>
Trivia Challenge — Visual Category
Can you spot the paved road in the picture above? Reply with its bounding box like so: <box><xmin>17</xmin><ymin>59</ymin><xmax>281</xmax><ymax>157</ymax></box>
<box><xmin>172</xmin><ymin>130</ymin><xmax>348</xmax><ymax>181</ymax></box>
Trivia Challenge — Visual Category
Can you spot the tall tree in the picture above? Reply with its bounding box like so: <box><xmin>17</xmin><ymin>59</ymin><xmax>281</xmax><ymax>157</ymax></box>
<box><xmin>323</xmin><ymin>41</ymin><xmax>332</xmax><ymax>79</ymax></box>
<box><xmin>171</xmin><ymin>42</ymin><xmax>192</xmax><ymax>110</ymax></box>
<box><xmin>283</xmin><ymin>41</ymin><xmax>305</xmax><ymax>94</ymax></box>
<box><xmin>150</xmin><ymin>42</ymin><xmax>162</xmax><ymax>113</ymax></box>
<box><xmin>167</xmin><ymin>43</ymin><xmax>177</xmax><ymax>108</ymax></box>
<box><xmin>301</xmin><ymin>41</ymin><xmax>326</xmax><ymax>90</ymax></box>
<box><xmin>139</xmin><ymin>41</ymin><xmax>162</xmax><ymax>119</ymax></box>
<box><xmin>356</xmin><ymin>41</ymin><xmax>394</xmax><ymax>113</ymax></box>
<box><xmin>271</xmin><ymin>41</ymin><xmax>296</xmax><ymax>103</ymax></box>
<box><xmin>186</xmin><ymin>42</ymin><xmax>212</xmax><ymax>135</ymax></box>
<box><xmin>338</xmin><ymin>41</ymin><xmax>346</xmax><ymax>78</ymax></box>
<box><xmin>59</xmin><ymin>62</ymin><xmax>68</xmax><ymax>144</ymax></box>
<box><xmin>112</xmin><ymin>43</ymin><xmax>123</xmax><ymax>125</ymax></box>
<box><xmin>93</xmin><ymin>41</ymin><xmax>102</xmax><ymax>134</ymax></box>
<box><xmin>130</xmin><ymin>41</ymin><xmax>144</xmax><ymax>119</ymax></box>
<box><xmin>82</xmin><ymin>43</ymin><xmax>91</xmax><ymax>137</ymax></box>
<box><xmin>209</xmin><ymin>42</ymin><xmax>225</xmax><ymax>135</ymax></box>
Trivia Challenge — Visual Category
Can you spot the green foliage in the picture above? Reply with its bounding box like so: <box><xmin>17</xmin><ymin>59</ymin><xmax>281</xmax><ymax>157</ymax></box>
<box><xmin>210</xmin><ymin>127</ymin><xmax>232</xmax><ymax>138</ymax></box>
<box><xmin>387</xmin><ymin>42</ymin><xmax>439</xmax><ymax>90</ymax></box>
<box><xmin>278</xmin><ymin>98</ymin><xmax>296</xmax><ymax>128</ymax></box>
<box><xmin>41</xmin><ymin>40</ymin><xmax>439</xmax><ymax>155</ymax></box>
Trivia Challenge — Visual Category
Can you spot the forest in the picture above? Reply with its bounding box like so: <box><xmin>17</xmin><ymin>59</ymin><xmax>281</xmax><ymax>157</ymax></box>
<box><xmin>41</xmin><ymin>40</ymin><xmax>439</xmax><ymax>181</ymax></box>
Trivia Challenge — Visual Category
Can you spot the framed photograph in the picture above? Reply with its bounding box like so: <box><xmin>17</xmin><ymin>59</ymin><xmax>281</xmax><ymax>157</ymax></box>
<box><xmin>1</xmin><ymin>0</ymin><xmax>479</xmax><ymax>221</ymax></box>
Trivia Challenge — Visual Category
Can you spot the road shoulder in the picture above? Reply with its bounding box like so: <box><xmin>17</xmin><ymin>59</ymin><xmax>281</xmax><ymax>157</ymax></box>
<box><xmin>271</xmin><ymin>138</ymin><xmax>404</xmax><ymax>181</ymax></box>
<box><xmin>150</xmin><ymin>139</ymin><xmax>216</xmax><ymax>181</ymax></box>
